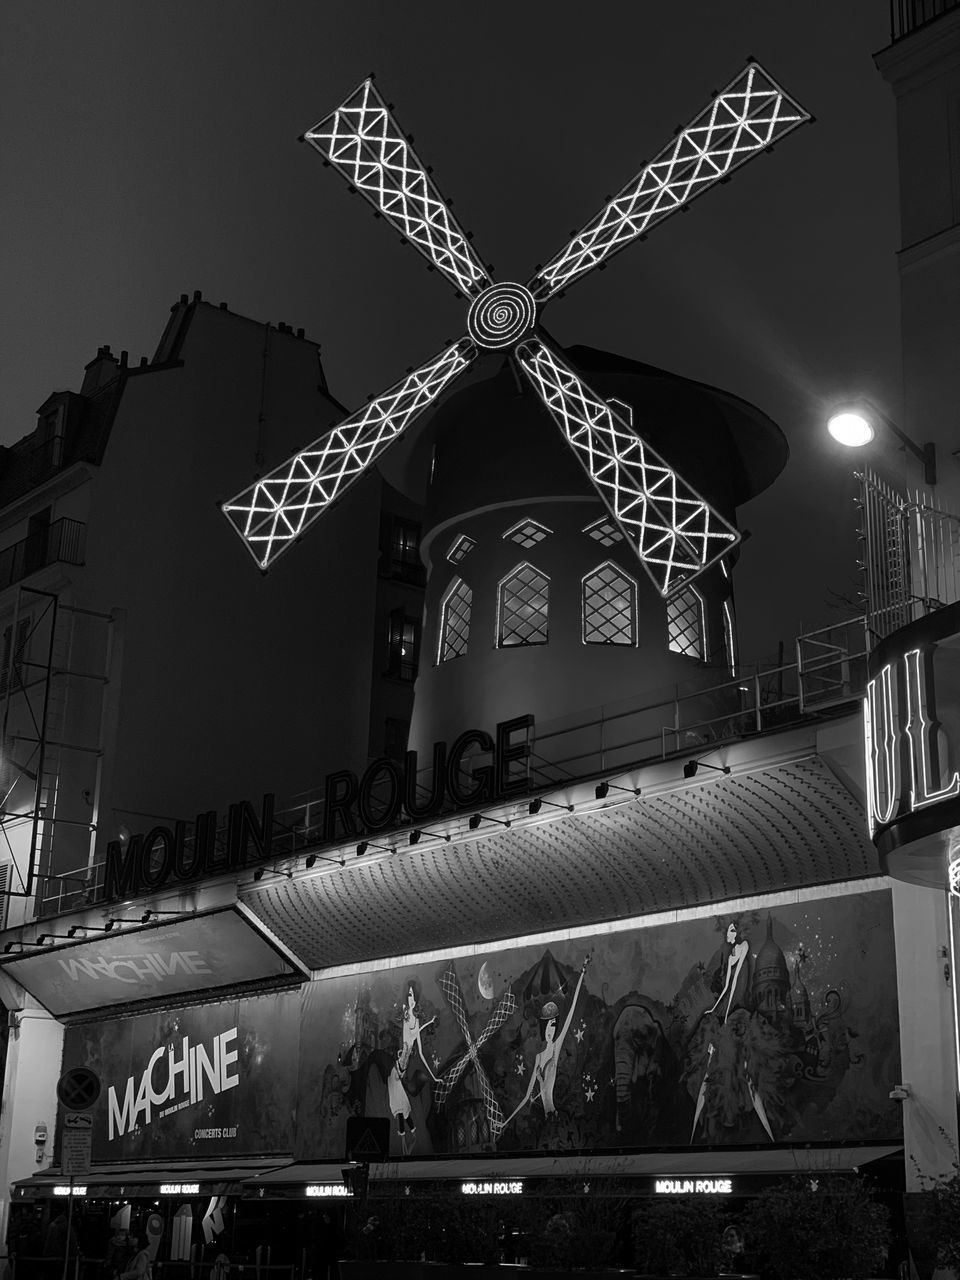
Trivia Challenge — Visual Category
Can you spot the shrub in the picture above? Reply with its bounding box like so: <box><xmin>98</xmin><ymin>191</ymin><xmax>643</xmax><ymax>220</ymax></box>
<box><xmin>631</xmin><ymin>1199</ymin><xmax>724</xmax><ymax>1276</ymax></box>
<box><xmin>741</xmin><ymin>1175</ymin><xmax>890</xmax><ymax>1280</ymax></box>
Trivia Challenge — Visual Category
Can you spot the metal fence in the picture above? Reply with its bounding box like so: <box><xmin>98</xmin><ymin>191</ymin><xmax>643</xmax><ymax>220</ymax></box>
<box><xmin>0</xmin><ymin>517</ymin><xmax>86</xmax><ymax>592</ymax></box>
<box><xmin>858</xmin><ymin>466</ymin><xmax>960</xmax><ymax>643</ymax></box>
<box><xmin>890</xmin><ymin>0</ymin><xmax>960</xmax><ymax>40</ymax></box>
<box><xmin>35</xmin><ymin>612</ymin><xmax>872</xmax><ymax>914</ymax></box>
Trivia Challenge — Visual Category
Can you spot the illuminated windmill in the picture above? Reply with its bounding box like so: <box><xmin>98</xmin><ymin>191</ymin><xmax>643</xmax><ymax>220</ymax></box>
<box><xmin>222</xmin><ymin>64</ymin><xmax>809</xmax><ymax>597</ymax></box>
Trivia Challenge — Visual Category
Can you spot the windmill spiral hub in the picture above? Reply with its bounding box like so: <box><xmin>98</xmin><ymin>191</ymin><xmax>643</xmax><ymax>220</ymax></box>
<box><xmin>467</xmin><ymin>282</ymin><xmax>536</xmax><ymax>350</ymax></box>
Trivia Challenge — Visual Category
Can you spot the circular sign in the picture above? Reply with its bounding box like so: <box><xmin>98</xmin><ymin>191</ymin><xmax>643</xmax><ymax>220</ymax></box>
<box><xmin>57</xmin><ymin>1066</ymin><xmax>101</xmax><ymax>1111</ymax></box>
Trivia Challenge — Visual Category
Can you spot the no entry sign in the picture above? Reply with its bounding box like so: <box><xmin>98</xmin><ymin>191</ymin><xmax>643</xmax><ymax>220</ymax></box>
<box><xmin>56</xmin><ymin>1066</ymin><xmax>101</xmax><ymax>1112</ymax></box>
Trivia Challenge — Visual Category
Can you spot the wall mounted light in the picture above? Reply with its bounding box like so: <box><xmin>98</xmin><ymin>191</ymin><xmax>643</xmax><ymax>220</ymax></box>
<box><xmin>252</xmin><ymin>867</ymin><xmax>293</xmax><ymax>883</ymax></box>
<box><xmin>66</xmin><ymin>925</ymin><xmax>111</xmax><ymax>938</ymax></box>
<box><xmin>528</xmin><ymin>798</ymin><xmax>574</xmax><ymax>815</ymax></box>
<box><xmin>594</xmin><ymin>781</ymin><xmax>641</xmax><ymax>800</ymax></box>
<box><xmin>468</xmin><ymin>813</ymin><xmax>512</xmax><ymax>832</ymax></box>
<box><xmin>827</xmin><ymin>399</ymin><xmax>936</xmax><ymax>486</ymax></box>
<box><xmin>683</xmin><ymin>759</ymin><xmax>731</xmax><ymax>780</ymax></box>
<box><xmin>140</xmin><ymin>910</ymin><xmax>182</xmax><ymax>922</ymax></box>
<box><xmin>356</xmin><ymin>841</ymin><xmax>392</xmax><ymax>856</ymax></box>
<box><xmin>3</xmin><ymin>941</ymin><xmax>42</xmax><ymax>954</ymax></box>
<box><xmin>103</xmin><ymin>918</ymin><xmax>147</xmax><ymax>932</ymax></box>
<box><xmin>36</xmin><ymin>934</ymin><xmax>74</xmax><ymax>946</ymax></box>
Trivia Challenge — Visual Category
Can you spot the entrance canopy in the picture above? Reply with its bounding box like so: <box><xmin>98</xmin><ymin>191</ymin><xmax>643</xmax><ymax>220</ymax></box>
<box><xmin>13</xmin><ymin>1157</ymin><xmax>287</xmax><ymax>1200</ymax></box>
<box><xmin>244</xmin><ymin>1145</ymin><xmax>902</xmax><ymax>1193</ymax></box>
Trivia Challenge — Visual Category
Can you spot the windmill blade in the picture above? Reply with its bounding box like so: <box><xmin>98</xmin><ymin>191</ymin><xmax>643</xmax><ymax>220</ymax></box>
<box><xmin>223</xmin><ymin>339</ymin><xmax>476</xmax><ymax>569</ymax></box>
<box><xmin>304</xmin><ymin>78</ymin><xmax>492</xmax><ymax>298</ymax></box>
<box><xmin>515</xmin><ymin>338</ymin><xmax>739</xmax><ymax>597</ymax></box>
<box><xmin>528</xmin><ymin>61</ymin><xmax>809</xmax><ymax>302</ymax></box>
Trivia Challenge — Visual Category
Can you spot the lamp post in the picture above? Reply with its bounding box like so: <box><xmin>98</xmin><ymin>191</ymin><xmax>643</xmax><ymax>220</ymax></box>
<box><xmin>826</xmin><ymin>399</ymin><xmax>937</xmax><ymax>486</ymax></box>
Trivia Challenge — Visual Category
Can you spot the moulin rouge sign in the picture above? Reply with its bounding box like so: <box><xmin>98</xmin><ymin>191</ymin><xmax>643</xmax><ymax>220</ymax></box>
<box><xmin>105</xmin><ymin>714</ymin><xmax>533</xmax><ymax>899</ymax></box>
<box><xmin>863</xmin><ymin>618</ymin><xmax>960</xmax><ymax>849</ymax></box>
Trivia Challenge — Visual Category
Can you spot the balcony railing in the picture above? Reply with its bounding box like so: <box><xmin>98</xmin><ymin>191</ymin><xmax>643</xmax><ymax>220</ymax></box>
<box><xmin>890</xmin><ymin>0</ymin><xmax>960</xmax><ymax>40</ymax></box>
<box><xmin>0</xmin><ymin>517</ymin><xmax>85</xmax><ymax>591</ymax></box>
<box><xmin>34</xmin><ymin>614</ymin><xmax>870</xmax><ymax>918</ymax></box>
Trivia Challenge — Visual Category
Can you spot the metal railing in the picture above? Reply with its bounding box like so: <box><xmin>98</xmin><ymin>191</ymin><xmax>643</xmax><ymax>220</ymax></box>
<box><xmin>0</xmin><ymin>517</ymin><xmax>85</xmax><ymax>592</ymax></box>
<box><xmin>890</xmin><ymin>0</ymin><xmax>960</xmax><ymax>39</ymax></box>
<box><xmin>279</xmin><ymin>615</ymin><xmax>869</xmax><ymax>848</ymax></box>
<box><xmin>32</xmin><ymin>614</ymin><xmax>871</xmax><ymax>914</ymax></box>
<box><xmin>858</xmin><ymin>467</ymin><xmax>960</xmax><ymax>643</ymax></box>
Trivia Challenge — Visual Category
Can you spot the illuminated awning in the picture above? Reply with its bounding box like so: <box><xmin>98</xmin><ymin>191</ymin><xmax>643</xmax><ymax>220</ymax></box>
<box><xmin>244</xmin><ymin>1146</ymin><xmax>902</xmax><ymax>1193</ymax></box>
<box><xmin>0</xmin><ymin>905</ymin><xmax>307</xmax><ymax>1016</ymax></box>
<box><xmin>14</xmin><ymin>1157</ymin><xmax>290</xmax><ymax>1200</ymax></box>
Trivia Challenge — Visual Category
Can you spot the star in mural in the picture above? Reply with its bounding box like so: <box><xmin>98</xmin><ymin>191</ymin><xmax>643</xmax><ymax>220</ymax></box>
<box><xmin>515</xmin><ymin>1058</ymin><xmax>526</xmax><ymax>1077</ymax></box>
<box><xmin>574</xmin><ymin>1025</ymin><xmax>584</xmax><ymax>1043</ymax></box>
<box><xmin>585</xmin><ymin>1085</ymin><xmax>596</xmax><ymax>1102</ymax></box>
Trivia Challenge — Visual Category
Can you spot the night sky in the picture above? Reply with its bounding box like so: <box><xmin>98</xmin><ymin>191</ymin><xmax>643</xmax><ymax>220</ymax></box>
<box><xmin>2</xmin><ymin>2</ymin><xmax>903</xmax><ymax>657</ymax></box>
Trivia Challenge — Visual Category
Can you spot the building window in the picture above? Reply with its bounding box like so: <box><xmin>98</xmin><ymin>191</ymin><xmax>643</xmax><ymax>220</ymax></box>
<box><xmin>582</xmin><ymin>562</ymin><xmax>637</xmax><ymax>645</ymax></box>
<box><xmin>438</xmin><ymin>578</ymin><xmax>472</xmax><ymax>663</ymax></box>
<box><xmin>666</xmin><ymin>587</ymin><xmax>705</xmax><ymax>659</ymax></box>
<box><xmin>446</xmin><ymin>534</ymin><xmax>476</xmax><ymax>566</ymax></box>
<box><xmin>498</xmin><ymin>563</ymin><xmax>549</xmax><ymax>647</ymax></box>
<box><xmin>383</xmin><ymin>718</ymin><xmax>409</xmax><ymax>761</ymax></box>
<box><xmin>723</xmin><ymin>598</ymin><xmax>738</xmax><ymax>676</ymax></box>
<box><xmin>583</xmin><ymin>516</ymin><xmax>624</xmax><ymax>547</ymax></box>
<box><xmin>502</xmin><ymin>518</ymin><xmax>552</xmax><ymax>549</ymax></box>
<box><xmin>386</xmin><ymin>609</ymin><xmax>420</xmax><ymax>681</ymax></box>
<box><xmin>381</xmin><ymin>515</ymin><xmax>424</xmax><ymax>584</ymax></box>
<box><xmin>0</xmin><ymin>618</ymin><xmax>30</xmax><ymax>696</ymax></box>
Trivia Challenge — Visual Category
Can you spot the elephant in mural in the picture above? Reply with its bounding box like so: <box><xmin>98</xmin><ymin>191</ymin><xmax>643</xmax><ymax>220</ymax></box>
<box><xmin>612</xmin><ymin>1004</ymin><xmax>665</xmax><ymax>1134</ymax></box>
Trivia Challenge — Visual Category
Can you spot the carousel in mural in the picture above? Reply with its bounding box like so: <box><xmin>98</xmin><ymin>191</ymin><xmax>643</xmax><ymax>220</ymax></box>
<box><xmin>299</xmin><ymin>891</ymin><xmax>902</xmax><ymax>1158</ymax></box>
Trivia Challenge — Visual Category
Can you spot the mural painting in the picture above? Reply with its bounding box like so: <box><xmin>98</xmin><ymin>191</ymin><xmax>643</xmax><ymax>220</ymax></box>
<box><xmin>296</xmin><ymin>890</ymin><xmax>902</xmax><ymax>1158</ymax></box>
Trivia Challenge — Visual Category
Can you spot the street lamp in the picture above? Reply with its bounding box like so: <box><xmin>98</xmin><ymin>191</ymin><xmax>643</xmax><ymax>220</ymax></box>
<box><xmin>826</xmin><ymin>400</ymin><xmax>936</xmax><ymax>486</ymax></box>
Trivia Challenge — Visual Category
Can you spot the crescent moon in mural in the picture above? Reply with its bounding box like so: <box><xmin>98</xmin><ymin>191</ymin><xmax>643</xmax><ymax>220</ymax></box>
<box><xmin>478</xmin><ymin>961</ymin><xmax>494</xmax><ymax>1000</ymax></box>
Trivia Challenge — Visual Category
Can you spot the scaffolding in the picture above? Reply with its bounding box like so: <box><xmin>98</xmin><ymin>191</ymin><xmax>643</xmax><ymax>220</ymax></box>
<box><xmin>0</xmin><ymin>586</ymin><xmax>114</xmax><ymax>923</ymax></box>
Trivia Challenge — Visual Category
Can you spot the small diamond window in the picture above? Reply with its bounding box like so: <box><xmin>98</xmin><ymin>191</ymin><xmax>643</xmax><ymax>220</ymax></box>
<box><xmin>583</xmin><ymin>563</ymin><xmax>637</xmax><ymax>645</ymax></box>
<box><xmin>439</xmin><ymin>578</ymin><xmax>472</xmax><ymax>662</ymax></box>
<box><xmin>498</xmin><ymin>563</ymin><xmax>549</xmax><ymax>647</ymax></box>
<box><xmin>583</xmin><ymin>516</ymin><xmax>624</xmax><ymax>547</ymax></box>
<box><xmin>446</xmin><ymin>534</ymin><xmax>476</xmax><ymax>566</ymax></box>
<box><xmin>502</xmin><ymin>518</ymin><xmax>552</xmax><ymax>549</ymax></box>
<box><xmin>667</xmin><ymin>587</ymin><xmax>705</xmax><ymax>659</ymax></box>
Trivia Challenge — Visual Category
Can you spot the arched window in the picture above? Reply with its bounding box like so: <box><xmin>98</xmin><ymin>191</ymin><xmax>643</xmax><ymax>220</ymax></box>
<box><xmin>723</xmin><ymin>598</ymin><xmax>738</xmax><ymax>676</ymax></box>
<box><xmin>582</xmin><ymin>562</ymin><xmax>637</xmax><ymax>645</ymax></box>
<box><xmin>666</xmin><ymin>586</ymin><xmax>705</xmax><ymax>659</ymax></box>
<box><xmin>438</xmin><ymin>578</ymin><xmax>472</xmax><ymax>663</ymax></box>
<box><xmin>497</xmin><ymin>563</ymin><xmax>549</xmax><ymax>647</ymax></box>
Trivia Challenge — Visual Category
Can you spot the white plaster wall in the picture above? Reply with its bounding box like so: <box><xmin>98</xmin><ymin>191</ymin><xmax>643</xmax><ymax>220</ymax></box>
<box><xmin>0</xmin><ymin>999</ymin><xmax>64</xmax><ymax>1252</ymax></box>
<box><xmin>893</xmin><ymin>878</ymin><xmax>960</xmax><ymax>1188</ymax></box>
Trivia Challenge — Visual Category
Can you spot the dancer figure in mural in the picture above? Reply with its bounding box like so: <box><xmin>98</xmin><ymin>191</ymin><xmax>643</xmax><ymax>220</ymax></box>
<box><xmin>497</xmin><ymin>956</ymin><xmax>590</xmax><ymax>1132</ymax></box>
<box><xmin>388</xmin><ymin>980</ymin><xmax>440</xmax><ymax>1147</ymax></box>
<box><xmin>690</xmin><ymin>922</ymin><xmax>775</xmax><ymax>1142</ymax></box>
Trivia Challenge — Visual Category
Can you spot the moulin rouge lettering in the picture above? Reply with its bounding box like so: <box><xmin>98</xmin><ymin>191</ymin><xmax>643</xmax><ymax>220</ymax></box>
<box><xmin>864</xmin><ymin>646</ymin><xmax>960</xmax><ymax>835</ymax></box>
<box><xmin>107</xmin><ymin>1028</ymin><xmax>239</xmax><ymax>1140</ymax></box>
<box><xmin>58</xmin><ymin>951</ymin><xmax>211</xmax><ymax>986</ymax></box>
<box><xmin>103</xmin><ymin>714</ymin><xmax>534</xmax><ymax>898</ymax></box>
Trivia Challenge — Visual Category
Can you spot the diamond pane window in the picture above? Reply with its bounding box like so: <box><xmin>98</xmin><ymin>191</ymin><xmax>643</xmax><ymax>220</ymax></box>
<box><xmin>583</xmin><ymin>562</ymin><xmax>637</xmax><ymax>645</ymax></box>
<box><xmin>667</xmin><ymin>587</ymin><xmax>705</xmax><ymax>659</ymax></box>
<box><xmin>498</xmin><ymin>563</ymin><xmax>549</xmax><ymax>647</ymax></box>
<box><xmin>439</xmin><ymin>578</ymin><xmax>472</xmax><ymax>662</ymax></box>
<box><xmin>723</xmin><ymin>598</ymin><xmax>738</xmax><ymax>676</ymax></box>
<box><xmin>583</xmin><ymin>516</ymin><xmax>624</xmax><ymax>547</ymax></box>
<box><xmin>502</xmin><ymin>518</ymin><xmax>552</xmax><ymax>549</ymax></box>
<box><xmin>446</xmin><ymin>534</ymin><xmax>476</xmax><ymax>565</ymax></box>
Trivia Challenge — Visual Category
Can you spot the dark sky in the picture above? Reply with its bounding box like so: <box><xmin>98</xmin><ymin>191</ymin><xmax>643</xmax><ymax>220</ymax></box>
<box><xmin>1</xmin><ymin>2</ymin><xmax>903</xmax><ymax>658</ymax></box>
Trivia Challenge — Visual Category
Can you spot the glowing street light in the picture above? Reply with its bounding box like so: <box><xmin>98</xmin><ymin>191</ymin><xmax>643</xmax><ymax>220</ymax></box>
<box><xmin>827</xmin><ymin>409</ymin><xmax>875</xmax><ymax>448</ymax></box>
<box><xmin>826</xmin><ymin>399</ymin><xmax>936</xmax><ymax>485</ymax></box>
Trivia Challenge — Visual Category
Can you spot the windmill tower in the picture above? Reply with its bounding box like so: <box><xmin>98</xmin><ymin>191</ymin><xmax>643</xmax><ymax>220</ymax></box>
<box><xmin>222</xmin><ymin>66</ymin><xmax>807</xmax><ymax>748</ymax></box>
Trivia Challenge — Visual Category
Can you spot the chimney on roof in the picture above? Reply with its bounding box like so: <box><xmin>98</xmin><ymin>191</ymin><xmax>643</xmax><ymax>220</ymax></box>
<box><xmin>81</xmin><ymin>344</ymin><xmax>120</xmax><ymax>396</ymax></box>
